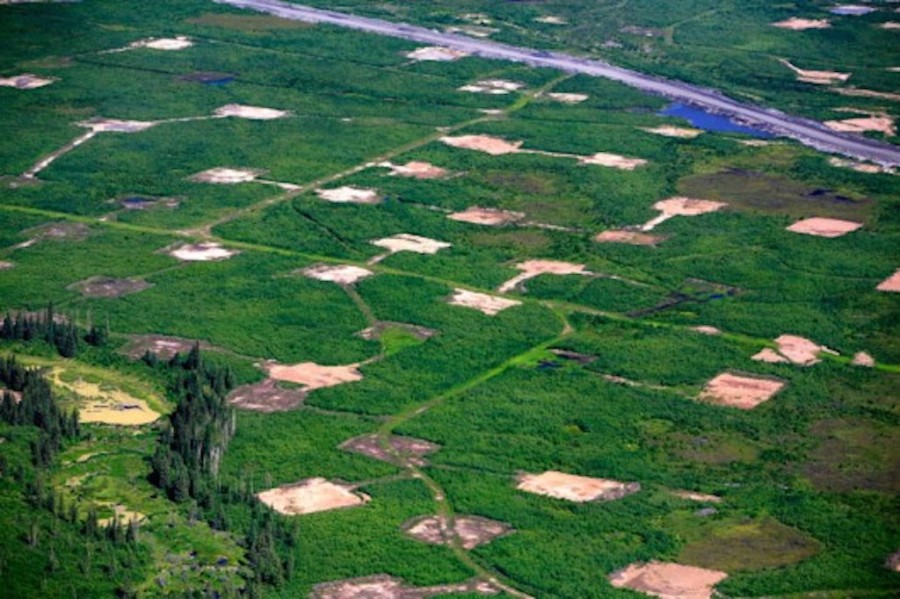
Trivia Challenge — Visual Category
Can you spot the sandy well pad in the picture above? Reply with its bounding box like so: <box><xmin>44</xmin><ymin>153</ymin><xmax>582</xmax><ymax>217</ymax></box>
<box><xmin>609</xmin><ymin>561</ymin><xmax>728</xmax><ymax>599</ymax></box>
<box><xmin>403</xmin><ymin>514</ymin><xmax>512</xmax><ymax>549</ymax></box>
<box><xmin>751</xmin><ymin>348</ymin><xmax>790</xmax><ymax>364</ymax></box>
<box><xmin>772</xmin><ymin>18</ymin><xmax>831</xmax><ymax>30</ymax></box>
<box><xmin>544</xmin><ymin>92</ymin><xmax>589</xmax><ymax>103</ymax></box>
<box><xmin>772</xmin><ymin>334</ymin><xmax>829</xmax><ymax>366</ymax></box>
<box><xmin>535</xmin><ymin>16</ymin><xmax>568</xmax><ymax>25</ymax></box>
<box><xmin>340</xmin><ymin>434</ymin><xmax>440</xmax><ymax>467</ymax></box>
<box><xmin>641</xmin><ymin>125</ymin><xmax>703</xmax><ymax>139</ymax></box>
<box><xmin>447</xmin><ymin>289</ymin><xmax>521</xmax><ymax>316</ymax></box>
<box><xmin>190</xmin><ymin>167</ymin><xmax>261</xmax><ymax>184</ymax></box>
<box><xmin>131</xmin><ymin>36</ymin><xmax>193</xmax><ymax>51</ymax></box>
<box><xmin>595</xmin><ymin>230</ymin><xmax>665</xmax><ymax>246</ymax></box>
<box><xmin>316</xmin><ymin>186</ymin><xmax>380</xmax><ymax>204</ymax></box>
<box><xmin>0</xmin><ymin>73</ymin><xmax>56</xmax><ymax>89</ymax></box>
<box><xmin>700</xmin><ymin>373</ymin><xmax>785</xmax><ymax>410</ymax></box>
<box><xmin>825</xmin><ymin>115</ymin><xmax>896</xmax><ymax>136</ymax></box>
<box><xmin>641</xmin><ymin>197</ymin><xmax>727</xmax><ymax>231</ymax></box>
<box><xmin>168</xmin><ymin>242</ymin><xmax>238</xmax><ymax>262</ymax></box>
<box><xmin>214</xmin><ymin>103</ymin><xmax>289</xmax><ymax>120</ymax></box>
<box><xmin>77</xmin><ymin>118</ymin><xmax>157</xmax><ymax>133</ymax></box>
<box><xmin>448</xmin><ymin>206</ymin><xmax>525</xmax><ymax>226</ymax></box>
<box><xmin>580</xmin><ymin>152</ymin><xmax>648</xmax><ymax>170</ymax></box>
<box><xmin>881</xmin><ymin>22</ymin><xmax>900</xmax><ymax>30</ymax></box>
<box><xmin>852</xmin><ymin>351</ymin><xmax>875</xmax><ymax>367</ymax></box>
<box><xmin>311</xmin><ymin>575</ymin><xmax>498</xmax><ymax>599</ymax></box>
<box><xmin>50</xmin><ymin>368</ymin><xmax>160</xmax><ymax>426</ymax></box>
<box><xmin>440</xmin><ymin>135</ymin><xmax>524</xmax><ymax>155</ymax></box>
<box><xmin>497</xmin><ymin>260</ymin><xmax>589</xmax><ymax>293</ymax></box>
<box><xmin>68</xmin><ymin>276</ymin><xmax>152</xmax><ymax>298</ymax></box>
<box><xmin>876</xmin><ymin>269</ymin><xmax>900</xmax><ymax>292</ymax></box>
<box><xmin>691</xmin><ymin>326</ymin><xmax>721</xmax><ymax>336</ymax></box>
<box><xmin>302</xmin><ymin>264</ymin><xmax>374</xmax><ymax>285</ymax></box>
<box><xmin>228</xmin><ymin>379</ymin><xmax>307</xmax><ymax>412</ymax></box>
<box><xmin>371</xmin><ymin>233</ymin><xmax>451</xmax><ymax>255</ymax></box>
<box><xmin>787</xmin><ymin>217</ymin><xmax>863</xmax><ymax>237</ymax></box>
<box><xmin>266</xmin><ymin>361</ymin><xmax>363</xmax><ymax>389</ymax></box>
<box><xmin>379</xmin><ymin>160</ymin><xmax>448</xmax><ymax>179</ymax></box>
<box><xmin>458</xmin><ymin>79</ymin><xmax>524</xmax><ymax>94</ymax></box>
<box><xmin>779</xmin><ymin>60</ymin><xmax>850</xmax><ymax>85</ymax></box>
<box><xmin>406</xmin><ymin>46</ymin><xmax>470</xmax><ymax>61</ymax></box>
<box><xmin>517</xmin><ymin>470</ymin><xmax>640</xmax><ymax>502</ymax></box>
<box><xmin>257</xmin><ymin>478</ymin><xmax>369</xmax><ymax>516</ymax></box>
<box><xmin>672</xmin><ymin>491</ymin><xmax>722</xmax><ymax>503</ymax></box>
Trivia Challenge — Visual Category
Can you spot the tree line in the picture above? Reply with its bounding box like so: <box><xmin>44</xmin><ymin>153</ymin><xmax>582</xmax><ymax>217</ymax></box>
<box><xmin>1</xmin><ymin>304</ymin><xmax>108</xmax><ymax>358</ymax></box>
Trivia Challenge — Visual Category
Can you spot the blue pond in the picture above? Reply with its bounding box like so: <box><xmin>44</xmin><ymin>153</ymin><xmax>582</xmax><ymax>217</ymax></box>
<box><xmin>659</xmin><ymin>103</ymin><xmax>773</xmax><ymax>138</ymax></box>
<box><xmin>829</xmin><ymin>6</ymin><xmax>875</xmax><ymax>16</ymax></box>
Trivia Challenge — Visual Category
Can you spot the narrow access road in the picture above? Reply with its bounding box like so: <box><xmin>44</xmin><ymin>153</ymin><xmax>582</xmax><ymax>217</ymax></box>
<box><xmin>215</xmin><ymin>0</ymin><xmax>900</xmax><ymax>167</ymax></box>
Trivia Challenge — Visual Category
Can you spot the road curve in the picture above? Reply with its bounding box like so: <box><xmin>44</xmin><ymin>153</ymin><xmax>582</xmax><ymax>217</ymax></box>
<box><xmin>216</xmin><ymin>0</ymin><xmax>900</xmax><ymax>167</ymax></box>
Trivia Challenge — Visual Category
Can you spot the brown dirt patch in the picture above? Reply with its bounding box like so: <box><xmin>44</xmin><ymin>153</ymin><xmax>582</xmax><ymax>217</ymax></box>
<box><xmin>595</xmin><ymin>230</ymin><xmax>665</xmax><ymax>246</ymax></box>
<box><xmin>641</xmin><ymin>198</ymin><xmax>727</xmax><ymax>231</ymax></box>
<box><xmin>228</xmin><ymin>379</ymin><xmax>307</xmax><ymax>412</ymax></box>
<box><xmin>786</xmin><ymin>217</ymin><xmax>863</xmax><ymax>237</ymax></box>
<box><xmin>187</xmin><ymin>13</ymin><xmax>313</xmax><ymax>31</ymax></box>
<box><xmin>190</xmin><ymin>167</ymin><xmax>262</xmax><ymax>184</ymax></box>
<box><xmin>852</xmin><ymin>351</ymin><xmax>875</xmax><ymax>367</ymax></box>
<box><xmin>316</xmin><ymin>186</ymin><xmax>380</xmax><ymax>204</ymax></box>
<box><xmin>67</xmin><ymin>276</ymin><xmax>152</xmax><ymax>298</ymax></box>
<box><xmin>403</xmin><ymin>514</ymin><xmax>512</xmax><ymax>549</ymax></box>
<box><xmin>772</xmin><ymin>18</ymin><xmax>831</xmax><ymax>30</ymax></box>
<box><xmin>371</xmin><ymin>234</ymin><xmax>451</xmax><ymax>255</ymax></box>
<box><xmin>167</xmin><ymin>242</ymin><xmax>238</xmax><ymax>262</ymax></box>
<box><xmin>379</xmin><ymin>160</ymin><xmax>448</xmax><ymax>179</ymax></box>
<box><xmin>550</xmin><ymin>349</ymin><xmax>596</xmax><ymax>364</ymax></box>
<box><xmin>0</xmin><ymin>73</ymin><xmax>56</xmax><ymax>89</ymax></box>
<box><xmin>440</xmin><ymin>134</ymin><xmax>523</xmax><ymax>155</ymax></box>
<box><xmin>257</xmin><ymin>478</ymin><xmax>369</xmax><ymax>515</ymax></box>
<box><xmin>119</xmin><ymin>335</ymin><xmax>208</xmax><ymax>360</ymax></box>
<box><xmin>779</xmin><ymin>59</ymin><xmax>850</xmax><ymax>85</ymax></box>
<box><xmin>802</xmin><ymin>417</ymin><xmax>900</xmax><ymax>493</ymax></box>
<box><xmin>447</xmin><ymin>288</ymin><xmax>521</xmax><ymax>315</ymax></box>
<box><xmin>497</xmin><ymin>260</ymin><xmax>589</xmax><ymax>293</ymax></box>
<box><xmin>516</xmin><ymin>470</ymin><xmax>640</xmax><ymax>502</ymax></box>
<box><xmin>641</xmin><ymin>125</ymin><xmax>703</xmax><ymax>139</ymax></box>
<box><xmin>340</xmin><ymin>434</ymin><xmax>440</xmax><ymax>466</ymax></box>
<box><xmin>311</xmin><ymin>575</ymin><xmax>498</xmax><ymax>599</ymax></box>
<box><xmin>609</xmin><ymin>561</ymin><xmax>727</xmax><ymax>599</ymax></box>
<box><xmin>406</xmin><ymin>46</ymin><xmax>469</xmax><ymax>61</ymax></box>
<box><xmin>672</xmin><ymin>490</ymin><xmax>722</xmax><ymax>503</ymax></box>
<box><xmin>22</xmin><ymin>221</ymin><xmax>90</xmax><ymax>243</ymax></box>
<box><xmin>699</xmin><ymin>373</ymin><xmax>785</xmax><ymax>410</ymax></box>
<box><xmin>877</xmin><ymin>269</ymin><xmax>900</xmax><ymax>292</ymax></box>
<box><xmin>448</xmin><ymin>206</ymin><xmax>525</xmax><ymax>226</ymax></box>
<box><xmin>301</xmin><ymin>264</ymin><xmax>374</xmax><ymax>285</ymax></box>
<box><xmin>266</xmin><ymin>361</ymin><xmax>363</xmax><ymax>390</ymax></box>
<box><xmin>579</xmin><ymin>152</ymin><xmax>648</xmax><ymax>170</ymax></box>
<box><xmin>214</xmin><ymin>103</ymin><xmax>289</xmax><ymax>120</ymax></box>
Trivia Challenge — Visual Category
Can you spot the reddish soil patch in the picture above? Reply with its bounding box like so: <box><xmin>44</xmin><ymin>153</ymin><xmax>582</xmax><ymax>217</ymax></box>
<box><xmin>340</xmin><ymin>434</ymin><xmax>440</xmax><ymax>466</ymax></box>
<box><xmin>544</xmin><ymin>92</ymin><xmax>589</xmax><ymax>103</ymax></box>
<box><xmin>68</xmin><ymin>276</ymin><xmax>152</xmax><ymax>298</ymax></box>
<box><xmin>691</xmin><ymin>326</ymin><xmax>721</xmax><ymax>336</ymax></box>
<box><xmin>257</xmin><ymin>478</ymin><xmax>369</xmax><ymax>515</ymax></box>
<box><xmin>448</xmin><ymin>207</ymin><xmax>525</xmax><ymax>226</ymax></box>
<box><xmin>447</xmin><ymin>289</ymin><xmax>521</xmax><ymax>315</ymax></box>
<box><xmin>852</xmin><ymin>351</ymin><xmax>875</xmax><ymax>367</ymax></box>
<box><xmin>700</xmin><ymin>373</ymin><xmax>785</xmax><ymax>410</ymax></box>
<box><xmin>516</xmin><ymin>470</ymin><xmax>640</xmax><ymax>502</ymax></box>
<box><xmin>641</xmin><ymin>198</ymin><xmax>727</xmax><ymax>231</ymax></box>
<box><xmin>786</xmin><ymin>217</ymin><xmax>863</xmax><ymax>237</ymax></box>
<box><xmin>0</xmin><ymin>261</ymin><xmax>13</xmax><ymax>270</ymax></box>
<box><xmin>403</xmin><ymin>514</ymin><xmax>512</xmax><ymax>549</ymax></box>
<box><xmin>1</xmin><ymin>388</ymin><xmax>22</xmax><ymax>403</ymax></box>
<box><xmin>266</xmin><ymin>361</ymin><xmax>363</xmax><ymax>389</ymax></box>
<box><xmin>440</xmin><ymin>135</ymin><xmax>523</xmax><ymax>155</ymax></box>
<box><xmin>119</xmin><ymin>335</ymin><xmax>211</xmax><ymax>360</ymax></box>
<box><xmin>752</xmin><ymin>334</ymin><xmax>831</xmax><ymax>366</ymax></box>
<box><xmin>595</xmin><ymin>230</ymin><xmax>665</xmax><ymax>246</ymax></box>
<box><xmin>497</xmin><ymin>260</ymin><xmax>589</xmax><ymax>293</ymax></box>
<box><xmin>311</xmin><ymin>575</ymin><xmax>498</xmax><ymax>599</ymax></box>
<box><xmin>825</xmin><ymin>115</ymin><xmax>896</xmax><ymax>136</ymax></box>
<box><xmin>876</xmin><ymin>269</ymin><xmax>900</xmax><ymax>292</ymax></box>
<box><xmin>228</xmin><ymin>379</ymin><xmax>307</xmax><ymax>412</ymax></box>
<box><xmin>379</xmin><ymin>160</ymin><xmax>448</xmax><ymax>179</ymax></box>
<box><xmin>751</xmin><ymin>348</ymin><xmax>790</xmax><ymax>364</ymax></box>
<box><xmin>609</xmin><ymin>561</ymin><xmax>728</xmax><ymax>599</ymax></box>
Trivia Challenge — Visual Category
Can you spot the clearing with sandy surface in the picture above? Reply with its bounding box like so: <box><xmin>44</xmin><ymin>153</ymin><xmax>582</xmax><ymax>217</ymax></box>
<box><xmin>190</xmin><ymin>167</ymin><xmax>261</xmax><ymax>184</ymax></box>
<box><xmin>0</xmin><ymin>73</ymin><xmax>56</xmax><ymax>89</ymax></box>
<box><xmin>257</xmin><ymin>478</ymin><xmax>369</xmax><ymax>515</ymax></box>
<box><xmin>440</xmin><ymin>134</ymin><xmax>524</xmax><ymax>155</ymax></box>
<box><xmin>302</xmin><ymin>264</ymin><xmax>374</xmax><ymax>285</ymax></box>
<box><xmin>371</xmin><ymin>233</ymin><xmax>451</xmax><ymax>255</ymax></box>
<box><xmin>316</xmin><ymin>186</ymin><xmax>380</xmax><ymax>204</ymax></box>
<box><xmin>580</xmin><ymin>152</ymin><xmax>648</xmax><ymax>170</ymax></box>
<box><xmin>497</xmin><ymin>260</ymin><xmax>589</xmax><ymax>293</ymax></box>
<box><xmin>754</xmin><ymin>334</ymin><xmax>831</xmax><ymax>366</ymax></box>
<box><xmin>341</xmin><ymin>434</ymin><xmax>440</xmax><ymax>467</ymax></box>
<box><xmin>68</xmin><ymin>276</ymin><xmax>151</xmax><ymax>298</ymax></box>
<box><xmin>751</xmin><ymin>348</ymin><xmax>790</xmax><ymax>364</ymax></box>
<box><xmin>828</xmin><ymin>157</ymin><xmax>892</xmax><ymax>174</ymax></box>
<box><xmin>641</xmin><ymin>197</ymin><xmax>727</xmax><ymax>231</ymax></box>
<box><xmin>692</xmin><ymin>326</ymin><xmax>721</xmax><ymax>336</ymax></box>
<box><xmin>787</xmin><ymin>217</ymin><xmax>863</xmax><ymax>237</ymax></box>
<box><xmin>672</xmin><ymin>491</ymin><xmax>722</xmax><ymax>503</ymax></box>
<box><xmin>700</xmin><ymin>373</ymin><xmax>785</xmax><ymax>410</ymax></box>
<box><xmin>641</xmin><ymin>125</ymin><xmax>703</xmax><ymax>139</ymax></box>
<box><xmin>459</xmin><ymin>79</ymin><xmax>524</xmax><ymax>94</ymax></box>
<box><xmin>0</xmin><ymin>261</ymin><xmax>13</xmax><ymax>270</ymax></box>
<box><xmin>267</xmin><ymin>361</ymin><xmax>363</xmax><ymax>389</ymax></box>
<box><xmin>406</xmin><ymin>46</ymin><xmax>469</xmax><ymax>61</ymax></box>
<box><xmin>779</xmin><ymin>59</ymin><xmax>850</xmax><ymax>85</ymax></box>
<box><xmin>77</xmin><ymin>118</ymin><xmax>157</xmax><ymax>133</ymax></box>
<box><xmin>448</xmin><ymin>207</ymin><xmax>524</xmax><ymax>226</ymax></box>
<box><xmin>825</xmin><ymin>115</ymin><xmax>896</xmax><ymax>136</ymax></box>
<box><xmin>131</xmin><ymin>36</ymin><xmax>193</xmax><ymax>50</ymax></box>
<box><xmin>51</xmin><ymin>368</ymin><xmax>160</xmax><ymax>426</ymax></box>
<box><xmin>214</xmin><ymin>103</ymin><xmax>289</xmax><ymax>120</ymax></box>
<box><xmin>379</xmin><ymin>160</ymin><xmax>448</xmax><ymax>179</ymax></box>
<box><xmin>595</xmin><ymin>230</ymin><xmax>665</xmax><ymax>246</ymax></box>
<box><xmin>447</xmin><ymin>288</ymin><xmax>521</xmax><ymax>316</ymax></box>
<box><xmin>544</xmin><ymin>92</ymin><xmax>589</xmax><ymax>103</ymax></box>
<box><xmin>535</xmin><ymin>15</ymin><xmax>567</xmax><ymax>25</ymax></box>
<box><xmin>609</xmin><ymin>561</ymin><xmax>728</xmax><ymax>599</ymax></box>
<box><xmin>877</xmin><ymin>269</ymin><xmax>900</xmax><ymax>292</ymax></box>
<box><xmin>403</xmin><ymin>514</ymin><xmax>512</xmax><ymax>549</ymax></box>
<box><xmin>772</xmin><ymin>18</ymin><xmax>831</xmax><ymax>30</ymax></box>
<box><xmin>517</xmin><ymin>471</ymin><xmax>640</xmax><ymax>502</ymax></box>
<box><xmin>311</xmin><ymin>575</ymin><xmax>497</xmax><ymax>599</ymax></box>
<box><xmin>881</xmin><ymin>22</ymin><xmax>900</xmax><ymax>30</ymax></box>
<box><xmin>852</xmin><ymin>351</ymin><xmax>875</xmax><ymax>367</ymax></box>
<box><xmin>228</xmin><ymin>379</ymin><xmax>307</xmax><ymax>412</ymax></box>
<box><xmin>168</xmin><ymin>242</ymin><xmax>238</xmax><ymax>262</ymax></box>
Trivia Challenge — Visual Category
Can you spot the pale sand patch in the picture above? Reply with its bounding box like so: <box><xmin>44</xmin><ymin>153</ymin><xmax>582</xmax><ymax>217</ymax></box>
<box><xmin>50</xmin><ymin>368</ymin><xmax>160</xmax><ymax>426</ymax></box>
<box><xmin>311</xmin><ymin>575</ymin><xmax>498</xmax><ymax>599</ymax></box>
<box><xmin>403</xmin><ymin>514</ymin><xmax>512</xmax><ymax>549</ymax></box>
<box><xmin>0</xmin><ymin>73</ymin><xmax>56</xmax><ymax>89</ymax></box>
<box><xmin>257</xmin><ymin>478</ymin><xmax>369</xmax><ymax>516</ymax></box>
<box><xmin>833</xmin><ymin>87</ymin><xmax>900</xmax><ymax>102</ymax></box>
<box><xmin>497</xmin><ymin>260</ymin><xmax>589</xmax><ymax>293</ymax></box>
<box><xmin>77</xmin><ymin>118</ymin><xmax>157</xmax><ymax>133</ymax></box>
<box><xmin>751</xmin><ymin>348</ymin><xmax>791</xmax><ymax>364</ymax></box>
<box><xmin>672</xmin><ymin>490</ymin><xmax>723</xmax><ymax>503</ymax></box>
<box><xmin>132</xmin><ymin>36</ymin><xmax>193</xmax><ymax>51</ymax></box>
<box><xmin>440</xmin><ymin>134</ymin><xmax>523</xmax><ymax>155</ymax></box>
<box><xmin>458</xmin><ymin>79</ymin><xmax>524</xmax><ymax>94</ymax></box>
<box><xmin>98</xmin><ymin>504</ymin><xmax>146</xmax><ymax>527</ymax></box>
<box><xmin>772</xmin><ymin>18</ymin><xmax>831</xmax><ymax>30</ymax></box>
<box><xmin>371</xmin><ymin>233</ymin><xmax>451</xmax><ymax>255</ymax></box>
<box><xmin>448</xmin><ymin>288</ymin><xmax>521</xmax><ymax>316</ymax></box>
<box><xmin>787</xmin><ymin>217</ymin><xmax>864</xmax><ymax>237</ymax></box>
<box><xmin>535</xmin><ymin>15</ymin><xmax>568</xmax><ymax>25</ymax></box>
<box><xmin>609</xmin><ymin>561</ymin><xmax>728</xmax><ymax>599</ymax></box>
<box><xmin>267</xmin><ymin>361</ymin><xmax>362</xmax><ymax>390</ymax></box>
<box><xmin>825</xmin><ymin>115</ymin><xmax>896</xmax><ymax>136</ymax></box>
<box><xmin>190</xmin><ymin>167</ymin><xmax>261</xmax><ymax>184</ymax></box>
<box><xmin>517</xmin><ymin>471</ymin><xmax>640</xmax><ymax>502</ymax></box>
<box><xmin>700</xmin><ymin>373</ymin><xmax>785</xmax><ymax>410</ymax></box>
<box><xmin>852</xmin><ymin>351</ymin><xmax>875</xmax><ymax>367</ymax></box>
<box><xmin>302</xmin><ymin>264</ymin><xmax>374</xmax><ymax>285</ymax></box>
<box><xmin>0</xmin><ymin>261</ymin><xmax>14</xmax><ymax>270</ymax></box>
<box><xmin>406</xmin><ymin>46</ymin><xmax>470</xmax><ymax>61</ymax></box>
<box><xmin>779</xmin><ymin>59</ymin><xmax>850</xmax><ymax>85</ymax></box>
<box><xmin>169</xmin><ymin>242</ymin><xmax>238</xmax><ymax>262</ymax></box>
<box><xmin>595</xmin><ymin>230</ymin><xmax>665</xmax><ymax>246</ymax></box>
<box><xmin>544</xmin><ymin>92</ymin><xmax>589</xmax><ymax>103</ymax></box>
<box><xmin>828</xmin><ymin>156</ymin><xmax>892</xmax><ymax>174</ymax></box>
<box><xmin>214</xmin><ymin>103</ymin><xmax>289</xmax><ymax>120</ymax></box>
<box><xmin>641</xmin><ymin>197</ymin><xmax>727</xmax><ymax>231</ymax></box>
<box><xmin>876</xmin><ymin>269</ymin><xmax>900</xmax><ymax>292</ymax></box>
<box><xmin>773</xmin><ymin>334</ymin><xmax>829</xmax><ymax>365</ymax></box>
<box><xmin>315</xmin><ymin>186</ymin><xmax>380</xmax><ymax>204</ymax></box>
<box><xmin>448</xmin><ymin>206</ymin><xmax>525</xmax><ymax>226</ymax></box>
<box><xmin>692</xmin><ymin>326</ymin><xmax>722</xmax><ymax>336</ymax></box>
<box><xmin>378</xmin><ymin>160</ymin><xmax>448</xmax><ymax>179</ymax></box>
<box><xmin>881</xmin><ymin>22</ymin><xmax>900</xmax><ymax>30</ymax></box>
<box><xmin>580</xmin><ymin>152</ymin><xmax>648</xmax><ymax>170</ymax></box>
<box><xmin>642</xmin><ymin>125</ymin><xmax>703</xmax><ymax>139</ymax></box>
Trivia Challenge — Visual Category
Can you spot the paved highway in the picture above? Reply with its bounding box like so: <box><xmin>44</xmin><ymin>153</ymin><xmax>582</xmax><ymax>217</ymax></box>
<box><xmin>216</xmin><ymin>0</ymin><xmax>900</xmax><ymax>167</ymax></box>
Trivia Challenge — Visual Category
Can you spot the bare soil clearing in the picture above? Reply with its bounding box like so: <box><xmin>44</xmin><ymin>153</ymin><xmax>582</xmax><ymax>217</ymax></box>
<box><xmin>257</xmin><ymin>478</ymin><xmax>369</xmax><ymax>515</ymax></box>
<box><xmin>877</xmin><ymin>269</ymin><xmax>900</xmax><ymax>292</ymax></box>
<box><xmin>406</xmin><ymin>46</ymin><xmax>469</xmax><ymax>61</ymax></box>
<box><xmin>672</xmin><ymin>491</ymin><xmax>722</xmax><ymax>503</ymax></box>
<box><xmin>267</xmin><ymin>361</ymin><xmax>363</xmax><ymax>390</ymax></box>
<box><xmin>516</xmin><ymin>471</ymin><xmax>640</xmax><ymax>502</ymax></box>
<box><xmin>497</xmin><ymin>260</ymin><xmax>589</xmax><ymax>293</ymax></box>
<box><xmin>786</xmin><ymin>217</ymin><xmax>863</xmax><ymax>237</ymax></box>
<box><xmin>779</xmin><ymin>60</ymin><xmax>850</xmax><ymax>85</ymax></box>
<box><xmin>447</xmin><ymin>289</ymin><xmax>521</xmax><ymax>316</ymax></box>
<box><xmin>228</xmin><ymin>379</ymin><xmax>307</xmax><ymax>412</ymax></box>
<box><xmin>751</xmin><ymin>348</ymin><xmax>790</xmax><ymax>364</ymax></box>
<box><xmin>641</xmin><ymin>198</ymin><xmax>727</xmax><ymax>231</ymax></box>
<box><xmin>0</xmin><ymin>261</ymin><xmax>13</xmax><ymax>270</ymax></box>
<box><xmin>214</xmin><ymin>104</ymin><xmax>290</xmax><ymax>120</ymax></box>
<box><xmin>403</xmin><ymin>514</ymin><xmax>512</xmax><ymax>549</ymax></box>
<box><xmin>766</xmin><ymin>334</ymin><xmax>831</xmax><ymax>366</ymax></box>
<box><xmin>833</xmin><ymin>86</ymin><xmax>900</xmax><ymax>102</ymax></box>
<box><xmin>881</xmin><ymin>22</ymin><xmax>900</xmax><ymax>30</ymax></box>
<box><xmin>580</xmin><ymin>152</ymin><xmax>648</xmax><ymax>170</ymax></box>
<box><xmin>311</xmin><ymin>575</ymin><xmax>498</xmax><ymax>599</ymax></box>
<box><xmin>378</xmin><ymin>160</ymin><xmax>448</xmax><ymax>179</ymax></box>
<box><xmin>340</xmin><ymin>434</ymin><xmax>440</xmax><ymax>466</ymax></box>
<box><xmin>168</xmin><ymin>242</ymin><xmax>238</xmax><ymax>262</ymax></box>
<box><xmin>302</xmin><ymin>264</ymin><xmax>374</xmax><ymax>285</ymax></box>
<box><xmin>316</xmin><ymin>186</ymin><xmax>380</xmax><ymax>204</ymax></box>
<box><xmin>0</xmin><ymin>73</ymin><xmax>56</xmax><ymax>89</ymax></box>
<box><xmin>691</xmin><ymin>326</ymin><xmax>721</xmax><ymax>336</ymax></box>
<box><xmin>51</xmin><ymin>368</ymin><xmax>160</xmax><ymax>426</ymax></box>
<box><xmin>120</xmin><ymin>335</ymin><xmax>208</xmax><ymax>360</ymax></box>
<box><xmin>448</xmin><ymin>207</ymin><xmax>525</xmax><ymax>226</ymax></box>
<box><xmin>544</xmin><ymin>92</ymin><xmax>589</xmax><ymax>103</ymax></box>
<box><xmin>458</xmin><ymin>79</ymin><xmax>524</xmax><ymax>94</ymax></box>
<box><xmin>130</xmin><ymin>36</ymin><xmax>193</xmax><ymax>51</ymax></box>
<box><xmin>642</xmin><ymin>125</ymin><xmax>703</xmax><ymax>139</ymax></box>
<box><xmin>77</xmin><ymin>118</ymin><xmax>157</xmax><ymax>133</ymax></box>
<box><xmin>22</xmin><ymin>221</ymin><xmax>90</xmax><ymax>243</ymax></box>
<box><xmin>371</xmin><ymin>233</ymin><xmax>451</xmax><ymax>255</ymax></box>
<box><xmin>852</xmin><ymin>351</ymin><xmax>875</xmax><ymax>367</ymax></box>
<box><xmin>440</xmin><ymin>135</ymin><xmax>524</xmax><ymax>155</ymax></box>
<box><xmin>825</xmin><ymin>113</ymin><xmax>896</xmax><ymax>136</ymax></box>
<box><xmin>772</xmin><ymin>18</ymin><xmax>831</xmax><ymax>30</ymax></box>
<box><xmin>700</xmin><ymin>373</ymin><xmax>785</xmax><ymax>410</ymax></box>
<box><xmin>609</xmin><ymin>561</ymin><xmax>728</xmax><ymax>599</ymax></box>
<box><xmin>190</xmin><ymin>167</ymin><xmax>262</xmax><ymax>184</ymax></box>
<box><xmin>595</xmin><ymin>230</ymin><xmax>665</xmax><ymax>246</ymax></box>
<box><xmin>68</xmin><ymin>276</ymin><xmax>152</xmax><ymax>298</ymax></box>
<box><xmin>535</xmin><ymin>16</ymin><xmax>567</xmax><ymax>25</ymax></box>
